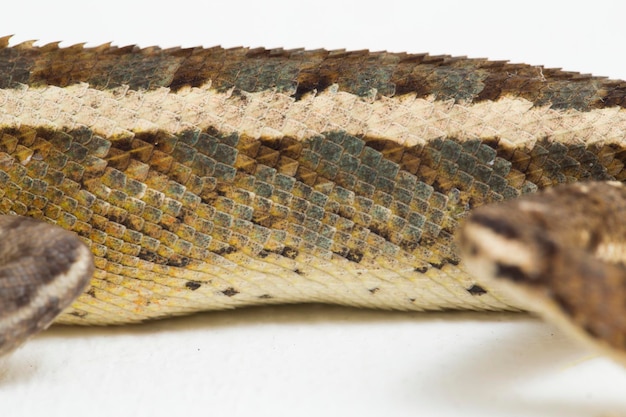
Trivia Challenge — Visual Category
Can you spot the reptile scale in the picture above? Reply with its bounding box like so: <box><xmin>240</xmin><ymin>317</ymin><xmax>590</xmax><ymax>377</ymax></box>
<box><xmin>0</xmin><ymin>36</ymin><xmax>625</xmax><ymax>364</ymax></box>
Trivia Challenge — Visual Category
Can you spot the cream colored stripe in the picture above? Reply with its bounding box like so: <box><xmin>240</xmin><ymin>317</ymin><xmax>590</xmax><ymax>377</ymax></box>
<box><xmin>0</xmin><ymin>83</ymin><xmax>624</xmax><ymax>146</ymax></box>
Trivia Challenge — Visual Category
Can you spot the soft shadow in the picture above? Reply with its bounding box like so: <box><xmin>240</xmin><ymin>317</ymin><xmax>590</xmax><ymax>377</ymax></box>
<box><xmin>409</xmin><ymin>317</ymin><xmax>626</xmax><ymax>416</ymax></box>
<box><xmin>2</xmin><ymin>305</ymin><xmax>521</xmax><ymax>386</ymax></box>
<box><xmin>9</xmin><ymin>303</ymin><xmax>626</xmax><ymax>417</ymax></box>
<box><xmin>39</xmin><ymin>304</ymin><xmax>526</xmax><ymax>341</ymax></box>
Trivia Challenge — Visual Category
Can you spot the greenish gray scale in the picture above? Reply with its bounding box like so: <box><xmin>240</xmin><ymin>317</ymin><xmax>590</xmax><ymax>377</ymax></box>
<box><xmin>0</xmin><ymin>125</ymin><xmax>622</xmax><ymax>280</ymax></box>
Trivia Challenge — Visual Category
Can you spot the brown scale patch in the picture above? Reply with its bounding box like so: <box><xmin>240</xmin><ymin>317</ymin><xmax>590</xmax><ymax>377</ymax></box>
<box><xmin>263</xmin><ymin>132</ymin><xmax>626</xmax><ymax>268</ymax></box>
<box><xmin>0</xmin><ymin>37</ymin><xmax>625</xmax><ymax>109</ymax></box>
<box><xmin>2</xmin><ymin>122</ymin><xmax>626</xmax><ymax>297</ymax></box>
<box><xmin>345</xmin><ymin>249</ymin><xmax>364</xmax><ymax>263</ymax></box>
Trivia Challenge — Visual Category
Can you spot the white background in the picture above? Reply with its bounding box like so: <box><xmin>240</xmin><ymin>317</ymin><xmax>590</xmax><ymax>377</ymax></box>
<box><xmin>1</xmin><ymin>1</ymin><xmax>626</xmax><ymax>416</ymax></box>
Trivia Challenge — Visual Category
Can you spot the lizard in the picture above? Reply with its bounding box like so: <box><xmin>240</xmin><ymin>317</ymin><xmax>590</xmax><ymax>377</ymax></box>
<box><xmin>0</xmin><ymin>36</ymin><xmax>625</xmax><ymax>363</ymax></box>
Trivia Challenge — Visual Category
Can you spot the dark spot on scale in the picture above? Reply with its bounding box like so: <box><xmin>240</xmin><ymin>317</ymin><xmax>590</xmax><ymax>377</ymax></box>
<box><xmin>409</xmin><ymin>298</ymin><xmax>416</xmax><ymax>303</ymax></box>
<box><xmin>133</xmin><ymin>130</ymin><xmax>174</xmax><ymax>147</ymax></box>
<box><xmin>222</xmin><ymin>287</ymin><xmax>239</xmax><ymax>297</ymax></box>
<box><xmin>400</xmin><ymin>239</ymin><xmax>419</xmax><ymax>252</ymax></box>
<box><xmin>414</xmin><ymin>265</ymin><xmax>429</xmax><ymax>273</ymax></box>
<box><xmin>138</xmin><ymin>248</ymin><xmax>166</xmax><ymax>264</ymax></box>
<box><xmin>185</xmin><ymin>281</ymin><xmax>202</xmax><ymax>291</ymax></box>
<box><xmin>105</xmin><ymin>211</ymin><xmax>127</xmax><ymax>224</ymax></box>
<box><xmin>369</xmin><ymin>224</ymin><xmax>391</xmax><ymax>241</ymax></box>
<box><xmin>87</xmin><ymin>288</ymin><xmax>97</xmax><ymax>298</ymax></box>
<box><xmin>470</xmin><ymin>212</ymin><xmax>519</xmax><ymax>240</ymax></box>
<box><xmin>478</xmin><ymin>137</ymin><xmax>501</xmax><ymax>150</ymax></box>
<box><xmin>495</xmin><ymin>263</ymin><xmax>527</xmax><ymax>282</ymax></box>
<box><xmin>281</xmin><ymin>246</ymin><xmax>299</xmax><ymax>259</ymax></box>
<box><xmin>294</xmin><ymin>268</ymin><xmax>304</xmax><ymax>275</ymax></box>
<box><xmin>258</xmin><ymin>250</ymin><xmax>269</xmax><ymax>258</ymax></box>
<box><xmin>259</xmin><ymin>294</ymin><xmax>273</xmax><ymax>299</ymax></box>
<box><xmin>369</xmin><ymin>287</ymin><xmax>380</xmax><ymax>294</ymax></box>
<box><xmin>215</xmin><ymin>246</ymin><xmax>237</xmax><ymax>256</ymax></box>
<box><xmin>167</xmin><ymin>256</ymin><xmax>191</xmax><ymax>267</ymax></box>
<box><xmin>294</xmin><ymin>79</ymin><xmax>335</xmax><ymax>101</ymax></box>
<box><xmin>69</xmin><ymin>311</ymin><xmax>87</xmax><ymax>318</ymax></box>
<box><xmin>346</xmin><ymin>250</ymin><xmax>363</xmax><ymax>263</ymax></box>
<box><xmin>466</xmin><ymin>284</ymin><xmax>488</xmax><ymax>296</ymax></box>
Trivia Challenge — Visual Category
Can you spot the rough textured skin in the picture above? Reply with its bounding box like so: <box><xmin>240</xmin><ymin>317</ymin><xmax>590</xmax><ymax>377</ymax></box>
<box><xmin>1</xmin><ymin>38</ymin><xmax>626</xmax><ymax>331</ymax></box>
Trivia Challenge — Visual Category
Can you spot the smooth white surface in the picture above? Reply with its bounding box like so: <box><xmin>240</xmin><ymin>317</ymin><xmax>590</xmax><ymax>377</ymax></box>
<box><xmin>3</xmin><ymin>307</ymin><xmax>626</xmax><ymax>417</ymax></box>
<box><xmin>1</xmin><ymin>1</ymin><xmax>626</xmax><ymax>416</ymax></box>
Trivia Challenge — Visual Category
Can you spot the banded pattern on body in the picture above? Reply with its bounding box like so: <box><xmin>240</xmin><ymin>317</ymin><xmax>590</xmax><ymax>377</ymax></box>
<box><xmin>0</xmin><ymin>37</ymin><xmax>625</xmax><ymax>357</ymax></box>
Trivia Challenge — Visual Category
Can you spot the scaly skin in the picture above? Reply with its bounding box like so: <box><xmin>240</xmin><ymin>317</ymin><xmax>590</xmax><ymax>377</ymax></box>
<box><xmin>0</xmin><ymin>37</ymin><xmax>625</xmax><ymax>327</ymax></box>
